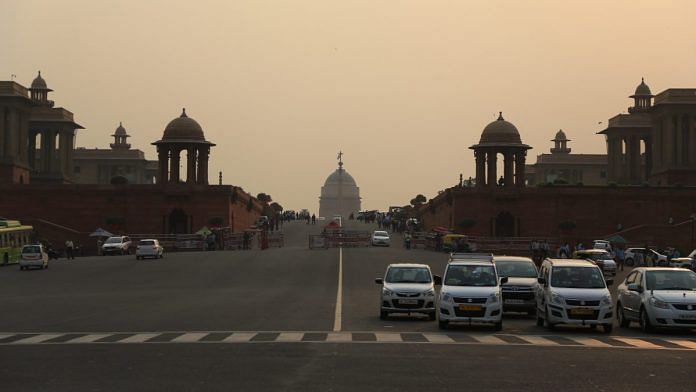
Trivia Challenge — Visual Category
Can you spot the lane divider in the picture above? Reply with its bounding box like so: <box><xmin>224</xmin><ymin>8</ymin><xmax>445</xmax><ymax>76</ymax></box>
<box><xmin>2</xmin><ymin>331</ymin><xmax>695</xmax><ymax>350</ymax></box>
<box><xmin>333</xmin><ymin>247</ymin><xmax>343</xmax><ymax>332</ymax></box>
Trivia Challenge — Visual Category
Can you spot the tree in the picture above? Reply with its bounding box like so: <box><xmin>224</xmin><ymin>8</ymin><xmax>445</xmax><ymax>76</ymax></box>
<box><xmin>410</xmin><ymin>194</ymin><xmax>427</xmax><ymax>207</ymax></box>
<box><xmin>256</xmin><ymin>193</ymin><xmax>272</xmax><ymax>203</ymax></box>
<box><xmin>270</xmin><ymin>202</ymin><xmax>283</xmax><ymax>212</ymax></box>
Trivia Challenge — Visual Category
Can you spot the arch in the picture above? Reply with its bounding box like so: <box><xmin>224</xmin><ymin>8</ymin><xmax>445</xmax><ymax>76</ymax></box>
<box><xmin>110</xmin><ymin>176</ymin><xmax>128</xmax><ymax>185</ymax></box>
<box><xmin>168</xmin><ymin>209</ymin><xmax>188</xmax><ymax>234</ymax></box>
<box><xmin>495</xmin><ymin>211</ymin><xmax>515</xmax><ymax>237</ymax></box>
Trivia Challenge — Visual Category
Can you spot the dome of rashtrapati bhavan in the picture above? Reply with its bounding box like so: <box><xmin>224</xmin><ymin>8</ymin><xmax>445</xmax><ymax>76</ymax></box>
<box><xmin>319</xmin><ymin>153</ymin><xmax>361</xmax><ymax>219</ymax></box>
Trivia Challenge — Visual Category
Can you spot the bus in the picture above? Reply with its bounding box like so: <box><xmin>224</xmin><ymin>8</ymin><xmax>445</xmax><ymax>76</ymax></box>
<box><xmin>0</xmin><ymin>219</ymin><xmax>34</xmax><ymax>265</ymax></box>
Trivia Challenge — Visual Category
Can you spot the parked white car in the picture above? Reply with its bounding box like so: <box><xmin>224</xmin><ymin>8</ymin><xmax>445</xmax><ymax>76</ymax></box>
<box><xmin>102</xmin><ymin>236</ymin><xmax>132</xmax><ymax>256</ymax></box>
<box><xmin>375</xmin><ymin>263</ymin><xmax>441</xmax><ymax>320</ymax></box>
<box><xmin>438</xmin><ymin>256</ymin><xmax>506</xmax><ymax>330</ymax></box>
<box><xmin>616</xmin><ymin>267</ymin><xmax>696</xmax><ymax>332</ymax></box>
<box><xmin>535</xmin><ymin>258</ymin><xmax>613</xmax><ymax>333</ymax></box>
<box><xmin>135</xmin><ymin>239</ymin><xmax>164</xmax><ymax>260</ymax></box>
<box><xmin>625</xmin><ymin>248</ymin><xmax>668</xmax><ymax>267</ymax></box>
<box><xmin>669</xmin><ymin>250</ymin><xmax>696</xmax><ymax>269</ymax></box>
<box><xmin>19</xmin><ymin>244</ymin><xmax>49</xmax><ymax>270</ymax></box>
<box><xmin>371</xmin><ymin>231</ymin><xmax>391</xmax><ymax>247</ymax></box>
<box><xmin>592</xmin><ymin>240</ymin><xmax>612</xmax><ymax>251</ymax></box>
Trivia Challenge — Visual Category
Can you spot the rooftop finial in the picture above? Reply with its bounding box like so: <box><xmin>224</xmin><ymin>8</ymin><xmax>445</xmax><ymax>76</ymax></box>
<box><xmin>181</xmin><ymin>107</ymin><xmax>187</xmax><ymax>118</ymax></box>
<box><xmin>497</xmin><ymin>111</ymin><xmax>504</xmax><ymax>121</ymax></box>
<box><xmin>119</xmin><ymin>121</ymin><xmax>122</xmax><ymax>126</ymax></box>
<box><xmin>641</xmin><ymin>77</ymin><xmax>644</xmax><ymax>83</ymax></box>
<box><xmin>337</xmin><ymin>151</ymin><xmax>344</xmax><ymax>168</ymax></box>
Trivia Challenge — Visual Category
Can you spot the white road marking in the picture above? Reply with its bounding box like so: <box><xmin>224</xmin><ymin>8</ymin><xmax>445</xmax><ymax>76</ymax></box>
<box><xmin>172</xmin><ymin>332</ymin><xmax>208</xmax><ymax>343</ymax></box>
<box><xmin>375</xmin><ymin>333</ymin><xmax>403</xmax><ymax>343</ymax></box>
<box><xmin>423</xmin><ymin>333</ymin><xmax>456</xmax><ymax>344</ymax></box>
<box><xmin>120</xmin><ymin>333</ymin><xmax>159</xmax><ymax>343</ymax></box>
<box><xmin>10</xmin><ymin>334</ymin><xmax>62</xmax><ymax>344</ymax></box>
<box><xmin>470</xmin><ymin>335</ymin><xmax>506</xmax><ymax>345</ymax></box>
<box><xmin>518</xmin><ymin>336</ymin><xmax>559</xmax><ymax>346</ymax></box>
<box><xmin>276</xmin><ymin>332</ymin><xmax>304</xmax><ymax>342</ymax></box>
<box><xmin>333</xmin><ymin>247</ymin><xmax>343</xmax><ymax>332</ymax></box>
<box><xmin>612</xmin><ymin>337</ymin><xmax>664</xmax><ymax>349</ymax></box>
<box><xmin>326</xmin><ymin>332</ymin><xmax>352</xmax><ymax>342</ymax></box>
<box><xmin>665</xmin><ymin>339</ymin><xmax>696</xmax><ymax>349</ymax></box>
<box><xmin>222</xmin><ymin>332</ymin><xmax>256</xmax><ymax>343</ymax></box>
<box><xmin>70</xmin><ymin>334</ymin><xmax>111</xmax><ymax>343</ymax></box>
<box><xmin>569</xmin><ymin>337</ymin><xmax>613</xmax><ymax>348</ymax></box>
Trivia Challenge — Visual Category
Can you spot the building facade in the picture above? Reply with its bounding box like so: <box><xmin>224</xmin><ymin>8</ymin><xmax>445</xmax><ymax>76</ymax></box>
<box><xmin>319</xmin><ymin>157</ymin><xmax>361</xmax><ymax>218</ymax></box>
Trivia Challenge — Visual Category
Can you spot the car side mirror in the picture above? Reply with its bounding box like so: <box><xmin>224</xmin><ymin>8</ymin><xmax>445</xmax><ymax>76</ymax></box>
<box><xmin>433</xmin><ymin>275</ymin><xmax>442</xmax><ymax>286</ymax></box>
<box><xmin>375</xmin><ymin>278</ymin><xmax>383</xmax><ymax>285</ymax></box>
<box><xmin>500</xmin><ymin>277</ymin><xmax>508</xmax><ymax>284</ymax></box>
<box><xmin>537</xmin><ymin>277</ymin><xmax>546</xmax><ymax>285</ymax></box>
<box><xmin>627</xmin><ymin>283</ymin><xmax>644</xmax><ymax>293</ymax></box>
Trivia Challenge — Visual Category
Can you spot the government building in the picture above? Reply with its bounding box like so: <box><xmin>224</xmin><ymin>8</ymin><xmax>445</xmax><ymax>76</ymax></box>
<box><xmin>318</xmin><ymin>155</ymin><xmax>361</xmax><ymax>218</ymax></box>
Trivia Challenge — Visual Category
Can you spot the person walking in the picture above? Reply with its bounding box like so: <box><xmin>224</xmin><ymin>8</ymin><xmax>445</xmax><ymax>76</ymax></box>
<box><xmin>404</xmin><ymin>232</ymin><xmax>412</xmax><ymax>250</ymax></box>
<box><xmin>65</xmin><ymin>239</ymin><xmax>75</xmax><ymax>260</ymax></box>
<box><xmin>615</xmin><ymin>247</ymin><xmax>625</xmax><ymax>271</ymax></box>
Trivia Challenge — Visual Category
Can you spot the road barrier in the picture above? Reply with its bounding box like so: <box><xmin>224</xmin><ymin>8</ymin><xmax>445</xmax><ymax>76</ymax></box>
<box><xmin>308</xmin><ymin>230</ymin><xmax>371</xmax><ymax>248</ymax></box>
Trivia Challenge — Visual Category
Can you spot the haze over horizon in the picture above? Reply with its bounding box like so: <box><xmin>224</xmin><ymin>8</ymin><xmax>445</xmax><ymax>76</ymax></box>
<box><xmin>3</xmin><ymin>0</ymin><xmax>696</xmax><ymax>212</ymax></box>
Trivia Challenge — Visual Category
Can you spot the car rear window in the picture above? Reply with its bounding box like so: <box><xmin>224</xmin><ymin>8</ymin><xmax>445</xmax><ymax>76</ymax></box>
<box><xmin>139</xmin><ymin>240</ymin><xmax>155</xmax><ymax>246</ymax></box>
<box><xmin>386</xmin><ymin>267</ymin><xmax>431</xmax><ymax>283</ymax></box>
<box><xmin>105</xmin><ymin>237</ymin><xmax>122</xmax><ymax>244</ymax></box>
<box><xmin>22</xmin><ymin>245</ymin><xmax>41</xmax><ymax>254</ymax></box>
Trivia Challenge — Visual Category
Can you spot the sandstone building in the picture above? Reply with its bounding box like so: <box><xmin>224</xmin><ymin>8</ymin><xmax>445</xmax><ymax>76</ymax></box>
<box><xmin>319</xmin><ymin>154</ymin><xmax>361</xmax><ymax>218</ymax></box>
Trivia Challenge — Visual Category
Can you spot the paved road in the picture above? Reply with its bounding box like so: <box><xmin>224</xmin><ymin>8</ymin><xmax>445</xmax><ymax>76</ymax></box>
<box><xmin>1</xmin><ymin>220</ymin><xmax>695</xmax><ymax>391</ymax></box>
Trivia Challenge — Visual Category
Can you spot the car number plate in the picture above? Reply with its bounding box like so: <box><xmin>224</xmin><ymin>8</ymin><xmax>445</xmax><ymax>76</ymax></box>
<box><xmin>459</xmin><ymin>304</ymin><xmax>482</xmax><ymax>311</ymax></box>
<box><xmin>399</xmin><ymin>299</ymin><xmax>418</xmax><ymax>305</ymax></box>
<box><xmin>680</xmin><ymin>314</ymin><xmax>696</xmax><ymax>320</ymax></box>
<box><xmin>570</xmin><ymin>307</ymin><xmax>594</xmax><ymax>315</ymax></box>
<box><xmin>504</xmin><ymin>299</ymin><xmax>525</xmax><ymax>304</ymax></box>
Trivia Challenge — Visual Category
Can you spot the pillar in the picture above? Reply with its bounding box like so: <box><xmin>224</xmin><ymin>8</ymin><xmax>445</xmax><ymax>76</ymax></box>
<box><xmin>487</xmin><ymin>151</ymin><xmax>497</xmax><ymax>187</ymax></box>
<box><xmin>676</xmin><ymin>115</ymin><xmax>683</xmax><ymax>166</ymax></box>
<box><xmin>515</xmin><ymin>151</ymin><xmax>526</xmax><ymax>187</ymax></box>
<box><xmin>197</xmin><ymin>147</ymin><xmax>209</xmax><ymax>185</ymax></box>
<box><xmin>0</xmin><ymin>107</ymin><xmax>6</xmax><ymax>158</ymax></box>
<box><xmin>170</xmin><ymin>147</ymin><xmax>180</xmax><ymax>183</ymax></box>
<box><xmin>475</xmin><ymin>149</ymin><xmax>485</xmax><ymax>187</ymax></box>
<box><xmin>644</xmin><ymin>136</ymin><xmax>652</xmax><ymax>178</ymax></box>
<box><xmin>503</xmin><ymin>151</ymin><xmax>514</xmax><ymax>187</ymax></box>
<box><xmin>186</xmin><ymin>147</ymin><xmax>197</xmax><ymax>184</ymax></box>
<box><xmin>158</xmin><ymin>148</ymin><xmax>168</xmax><ymax>183</ymax></box>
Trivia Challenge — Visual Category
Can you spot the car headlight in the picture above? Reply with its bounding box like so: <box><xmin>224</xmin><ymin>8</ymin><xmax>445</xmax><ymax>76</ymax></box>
<box><xmin>601</xmin><ymin>294</ymin><xmax>612</xmax><ymax>306</ymax></box>
<box><xmin>650</xmin><ymin>297</ymin><xmax>670</xmax><ymax>309</ymax></box>
<box><xmin>382</xmin><ymin>288</ymin><xmax>393</xmax><ymax>296</ymax></box>
<box><xmin>489</xmin><ymin>292</ymin><xmax>500</xmax><ymax>303</ymax></box>
<box><xmin>551</xmin><ymin>293</ymin><xmax>565</xmax><ymax>305</ymax></box>
<box><xmin>441</xmin><ymin>293</ymin><xmax>453</xmax><ymax>303</ymax></box>
<box><xmin>423</xmin><ymin>289</ymin><xmax>435</xmax><ymax>297</ymax></box>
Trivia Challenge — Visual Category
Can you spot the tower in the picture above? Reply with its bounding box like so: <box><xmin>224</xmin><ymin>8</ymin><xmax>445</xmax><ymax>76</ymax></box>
<box><xmin>110</xmin><ymin>122</ymin><xmax>131</xmax><ymax>150</ymax></box>
<box><xmin>550</xmin><ymin>129</ymin><xmax>571</xmax><ymax>154</ymax></box>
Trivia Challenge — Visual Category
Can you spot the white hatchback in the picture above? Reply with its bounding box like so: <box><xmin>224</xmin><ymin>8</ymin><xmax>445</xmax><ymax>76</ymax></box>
<box><xmin>136</xmin><ymin>239</ymin><xmax>164</xmax><ymax>260</ymax></box>
<box><xmin>616</xmin><ymin>267</ymin><xmax>696</xmax><ymax>332</ymax></box>
<box><xmin>375</xmin><ymin>263</ymin><xmax>441</xmax><ymax>320</ymax></box>
<box><xmin>371</xmin><ymin>231</ymin><xmax>390</xmax><ymax>247</ymax></box>
<box><xmin>19</xmin><ymin>244</ymin><xmax>49</xmax><ymax>270</ymax></box>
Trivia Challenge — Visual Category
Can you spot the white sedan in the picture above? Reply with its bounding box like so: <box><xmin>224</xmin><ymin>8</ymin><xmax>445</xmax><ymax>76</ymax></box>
<box><xmin>371</xmin><ymin>231</ymin><xmax>391</xmax><ymax>247</ymax></box>
<box><xmin>136</xmin><ymin>239</ymin><xmax>164</xmax><ymax>260</ymax></box>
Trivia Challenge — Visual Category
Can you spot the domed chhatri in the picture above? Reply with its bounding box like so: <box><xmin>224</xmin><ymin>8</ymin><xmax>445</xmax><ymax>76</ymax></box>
<box><xmin>553</xmin><ymin>129</ymin><xmax>568</xmax><ymax>142</ymax></box>
<box><xmin>110</xmin><ymin>122</ymin><xmax>131</xmax><ymax>150</ymax></box>
<box><xmin>470</xmin><ymin>112</ymin><xmax>531</xmax><ymax>188</ymax></box>
<box><xmin>629</xmin><ymin>78</ymin><xmax>653</xmax><ymax>113</ymax></box>
<box><xmin>153</xmin><ymin>109</ymin><xmax>215</xmax><ymax>185</ymax></box>
<box><xmin>319</xmin><ymin>152</ymin><xmax>361</xmax><ymax>218</ymax></box>
<box><xmin>162</xmin><ymin>108</ymin><xmax>206</xmax><ymax>141</ymax></box>
<box><xmin>30</xmin><ymin>70</ymin><xmax>50</xmax><ymax>90</ymax></box>
<box><xmin>114</xmin><ymin>122</ymin><xmax>127</xmax><ymax>136</ymax></box>
<box><xmin>633</xmin><ymin>77</ymin><xmax>652</xmax><ymax>96</ymax></box>
<box><xmin>551</xmin><ymin>129</ymin><xmax>571</xmax><ymax>154</ymax></box>
<box><xmin>478</xmin><ymin>112</ymin><xmax>523</xmax><ymax>145</ymax></box>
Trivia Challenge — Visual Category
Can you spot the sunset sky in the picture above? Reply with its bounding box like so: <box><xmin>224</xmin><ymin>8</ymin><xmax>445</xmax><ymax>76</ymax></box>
<box><xmin>3</xmin><ymin>0</ymin><xmax>696</xmax><ymax>212</ymax></box>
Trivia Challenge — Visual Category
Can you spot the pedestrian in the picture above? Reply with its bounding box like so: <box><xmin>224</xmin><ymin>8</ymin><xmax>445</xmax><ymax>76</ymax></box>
<box><xmin>404</xmin><ymin>232</ymin><xmax>412</xmax><ymax>250</ymax></box>
<box><xmin>243</xmin><ymin>231</ymin><xmax>250</xmax><ymax>250</ymax></box>
<box><xmin>65</xmin><ymin>239</ymin><xmax>75</xmax><ymax>260</ymax></box>
<box><xmin>615</xmin><ymin>247</ymin><xmax>625</xmax><ymax>271</ymax></box>
<box><xmin>312</xmin><ymin>214</ymin><xmax>316</xmax><ymax>225</ymax></box>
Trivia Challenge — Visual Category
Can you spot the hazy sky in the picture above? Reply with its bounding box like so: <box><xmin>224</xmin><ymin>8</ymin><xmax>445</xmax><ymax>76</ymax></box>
<box><xmin>3</xmin><ymin>0</ymin><xmax>696</xmax><ymax>212</ymax></box>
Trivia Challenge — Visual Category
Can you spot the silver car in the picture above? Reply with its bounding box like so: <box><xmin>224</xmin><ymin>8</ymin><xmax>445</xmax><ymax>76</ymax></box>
<box><xmin>616</xmin><ymin>267</ymin><xmax>696</xmax><ymax>332</ymax></box>
<box><xmin>375</xmin><ymin>263</ymin><xmax>441</xmax><ymax>320</ymax></box>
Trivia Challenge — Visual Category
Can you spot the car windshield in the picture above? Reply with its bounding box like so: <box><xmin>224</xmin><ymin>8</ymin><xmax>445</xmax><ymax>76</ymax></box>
<box><xmin>645</xmin><ymin>270</ymin><xmax>696</xmax><ymax>291</ymax></box>
<box><xmin>105</xmin><ymin>237</ymin><xmax>122</xmax><ymax>244</ymax></box>
<box><xmin>374</xmin><ymin>232</ymin><xmax>388</xmax><ymax>237</ymax></box>
<box><xmin>444</xmin><ymin>265</ymin><xmax>497</xmax><ymax>286</ymax></box>
<box><xmin>495</xmin><ymin>260</ymin><xmax>537</xmax><ymax>278</ymax></box>
<box><xmin>22</xmin><ymin>245</ymin><xmax>41</xmax><ymax>254</ymax></box>
<box><xmin>385</xmin><ymin>267</ymin><xmax>431</xmax><ymax>283</ymax></box>
<box><xmin>551</xmin><ymin>266</ymin><xmax>605</xmax><ymax>289</ymax></box>
<box><xmin>139</xmin><ymin>240</ymin><xmax>155</xmax><ymax>246</ymax></box>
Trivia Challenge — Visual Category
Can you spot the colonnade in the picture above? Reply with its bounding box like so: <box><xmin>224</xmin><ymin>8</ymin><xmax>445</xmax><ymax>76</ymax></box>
<box><xmin>157</xmin><ymin>145</ymin><xmax>210</xmax><ymax>185</ymax></box>
<box><xmin>475</xmin><ymin>148</ymin><xmax>527</xmax><ymax>187</ymax></box>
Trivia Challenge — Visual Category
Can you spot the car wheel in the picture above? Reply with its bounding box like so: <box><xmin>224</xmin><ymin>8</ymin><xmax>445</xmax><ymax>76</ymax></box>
<box><xmin>438</xmin><ymin>320</ymin><xmax>449</xmax><ymax>330</ymax></box>
<box><xmin>603</xmin><ymin>324</ymin><xmax>613</xmax><ymax>334</ymax></box>
<box><xmin>379</xmin><ymin>310</ymin><xmax>388</xmax><ymax>320</ymax></box>
<box><xmin>19</xmin><ymin>266</ymin><xmax>24</xmax><ymax>271</ymax></box>
<box><xmin>625</xmin><ymin>258</ymin><xmax>634</xmax><ymax>267</ymax></box>
<box><xmin>545</xmin><ymin>306</ymin><xmax>555</xmax><ymax>330</ymax></box>
<box><xmin>640</xmin><ymin>307</ymin><xmax>654</xmax><ymax>333</ymax></box>
<box><xmin>493</xmin><ymin>321</ymin><xmax>503</xmax><ymax>331</ymax></box>
<box><xmin>536</xmin><ymin>312</ymin><xmax>544</xmax><ymax>327</ymax></box>
<box><xmin>617</xmin><ymin>302</ymin><xmax>630</xmax><ymax>328</ymax></box>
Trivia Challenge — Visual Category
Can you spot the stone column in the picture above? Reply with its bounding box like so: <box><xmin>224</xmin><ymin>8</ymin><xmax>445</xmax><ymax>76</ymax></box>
<box><xmin>676</xmin><ymin>115</ymin><xmax>683</xmax><ymax>166</ymax></box>
<box><xmin>475</xmin><ymin>149</ymin><xmax>485</xmax><ymax>187</ymax></box>
<box><xmin>27</xmin><ymin>129</ymin><xmax>36</xmax><ymax>169</ymax></box>
<box><xmin>19</xmin><ymin>112</ymin><xmax>29</xmax><ymax>164</ymax></box>
<box><xmin>644</xmin><ymin>136</ymin><xmax>652</xmax><ymax>179</ymax></box>
<box><xmin>515</xmin><ymin>151</ymin><xmax>526</xmax><ymax>187</ymax></box>
<box><xmin>41</xmin><ymin>130</ymin><xmax>52</xmax><ymax>173</ymax></box>
<box><xmin>58</xmin><ymin>131</ymin><xmax>68</xmax><ymax>176</ymax></box>
<box><xmin>503</xmin><ymin>151</ymin><xmax>514</xmax><ymax>187</ymax></box>
<box><xmin>186</xmin><ymin>147</ymin><xmax>197</xmax><ymax>184</ymax></box>
<box><xmin>197</xmin><ymin>147</ymin><xmax>209</xmax><ymax>185</ymax></box>
<box><xmin>170</xmin><ymin>147</ymin><xmax>180</xmax><ymax>183</ymax></box>
<box><xmin>157</xmin><ymin>147</ymin><xmax>168</xmax><ymax>183</ymax></box>
<box><xmin>5</xmin><ymin>110</ymin><xmax>16</xmax><ymax>160</ymax></box>
<box><xmin>487</xmin><ymin>151</ymin><xmax>497</xmax><ymax>187</ymax></box>
<box><xmin>0</xmin><ymin>107</ymin><xmax>6</xmax><ymax>158</ymax></box>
